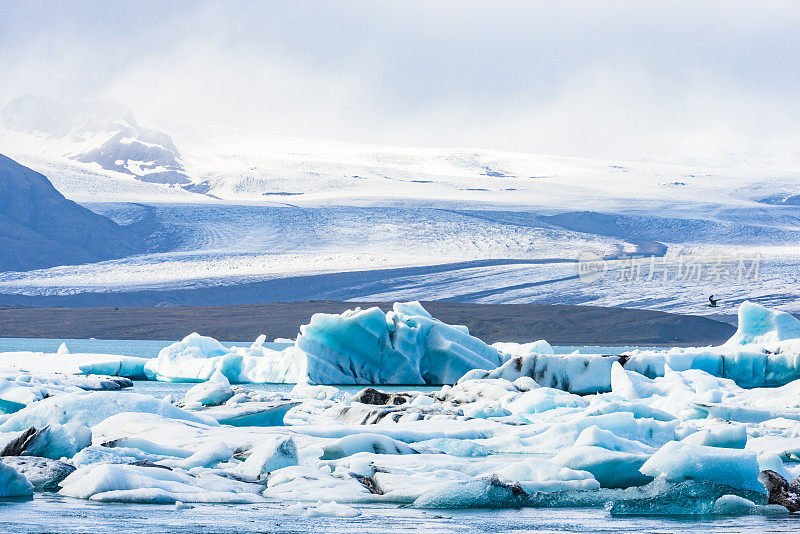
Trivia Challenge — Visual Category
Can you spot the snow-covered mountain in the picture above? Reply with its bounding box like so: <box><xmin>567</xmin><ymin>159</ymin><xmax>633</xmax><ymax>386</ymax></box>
<box><xmin>1</xmin><ymin>95</ymin><xmax>190</xmax><ymax>186</ymax></box>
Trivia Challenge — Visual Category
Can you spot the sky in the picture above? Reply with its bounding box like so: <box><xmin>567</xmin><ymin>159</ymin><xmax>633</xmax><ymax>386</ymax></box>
<box><xmin>1</xmin><ymin>0</ymin><xmax>799</xmax><ymax>159</ymax></box>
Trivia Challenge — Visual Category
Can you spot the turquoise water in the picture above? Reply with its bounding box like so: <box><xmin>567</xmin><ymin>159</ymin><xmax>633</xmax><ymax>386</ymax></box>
<box><xmin>0</xmin><ymin>338</ymin><xmax>654</xmax><ymax>399</ymax></box>
<box><xmin>1</xmin><ymin>495</ymin><xmax>798</xmax><ymax>534</ymax></box>
<box><xmin>0</xmin><ymin>337</ymin><xmax>293</xmax><ymax>359</ymax></box>
<box><xmin>0</xmin><ymin>337</ymin><xmax>654</xmax><ymax>359</ymax></box>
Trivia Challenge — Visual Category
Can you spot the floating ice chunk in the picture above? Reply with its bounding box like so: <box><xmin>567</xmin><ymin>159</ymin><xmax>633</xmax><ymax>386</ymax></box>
<box><xmin>505</xmin><ymin>387</ymin><xmax>587</xmax><ymax>415</ymax></box>
<box><xmin>0</xmin><ymin>456</ymin><xmax>75</xmax><ymax>491</ymax></box>
<box><xmin>21</xmin><ymin>422</ymin><xmax>91</xmax><ymax>459</ymax></box>
<box><xmin>410</xmin><ymin>395</ymin><xmax>435</xmax><ymax>407</ymax></box>
<box><xmin>235</xmin><ymin>435</ymin><xmax>298</xmax><ymax>478</ymax></box>
<box><xmin>296</xmin><ymin>303</ymin><xmax>500</xmax><ymax>385</ymax></box>
<box><xmin>72</xmin><ymin>445</ymin><xmax>169</xmax><ymax>467</ymax></box>
<box><xmin>687</xmin><ymin>401</ymin><xmax>800</xmax><ymax>423</ymax></box>
<box><xmin>512</xmin><ymin>376</ymin><xmax>539</xmax><ymax>391</ymax></box>
<box><xmin>183</xmin><ymin>370</ymin><xmax>234</xmax><ymax>406</ymax></box>
<box><xmin>714</xmin><ymin>494</ymin><xmax>757</xmax><ymax>514</ymax></box>
<box><xmin>0</xmin><ymin>375</ymin><xmax>84</xmax><ymax>414</ymax></box>
<box><xmin>287</xmin><ymin>500</ymin><xmax>361</xmax><ymax>518</ymax></box>
<box><xmin>552</xmin><ymin>446</ymin><xmax>651</xmax><ymax>488</ymax></box>
<box><xmin>412</xmin><ymin>475</ymin><xmax>529</xmax><ymax>509</ymax></box>
<box><xmin>609</xmin><ymin>479</ymin><xmax>767</xmax><ymax>515</ymax></box>
<box><xmin>291</xmin><ymin>383</ymin><xmax>339</xmax><ymax>400</ymax></box>
<box><xmin>145</xmin><ymin>333</ymin><xmax>305</xmax><ymax>383</ymax></box>
<box><xmin>713</xmin><ymin>494</ymin><xmax>788</xmax><ymax>515</ymax></box>
<box><xmin>319</xmin><ymin>433</ymin><xmax>417</xmax><ymax>460</ymax></box>
<box><xmin>57</xmin><ymin>343</ymin><xmax>70</xmax><ymax>355</ymax></box>
<box><xmin>493</xmin><ymin>412</ymin><xmax>677</xmax><ymax>454</ymax></box>
<box><xmin>0</xmin><ymin>351</ymin><xmax>148</xmax><ymax>379</ymax></box>
<box><xmin>461</xmin><ymin>353</ymin><xmax>616</xmax><ymax>394</ymax></box>
<box><xmin>573</xmin><ymin>426</ymin><xmax>654</xmax><ymax>454</ymax></box>
<box><xmin>59</xmin><ymin>463</ymin><xmax>263</xmax><ymax>503</ymax></box>
<box><xmin>726</xmin><ymin>301</ymin><xmax>800</xmax><ymax>346</ymax></box>
<box><xmin>756</xmin><ymin>453</ymin><xmax>797</xmax><ymax>482</ymax></box>
<box><xmin>250</xmin><ymin>335</ymin><xmax>267</xmax><ymax>349</ymax></box>
<box><xmin>680</xmin><ymin>423</ymin><xmax>747</xmax><ymax>449</ymax></box>
<box><xmin>610</xmin><ymin>362</ymin><xmax>673</xmax><ymax>399</ymax></box>
<box><xmin>174</xmin><ymin>500</ymin><xmax>193</xmax><ymax>510</ymax></box>
<box><xmin>145</xmin><ymin>333</ymin><xmax>243</xmax><ymax>382</ymax></box>
<box><xmin>101</xmin><ymin>437</ymin><xmax>193</xmax><ymax>459</ymax></box>
<box><xmin>494</xmin><ymin>459</ymin><xmax>600</xmax><ymax>493</ymax></box>
<box><xmin>584</xmin><ymin>399</ymin><xmax>676</xmax><ymax>422</ymax></box>
<box><xmin>0</xmin><ymin>391</ymin><xmax>217</xmax><ymax>431</ymax></box>
<box><xmin>392</xmin><ymin>301</ymin><xmax>433</xmax><ymax>319</ymax></box>
<box><xmin>198</xmin><ymin>401</ymin><xmax>299</xmax><ymax>426</ymax></box>
<box><xmin>411</xmin><ymin>438</ymin><xmax>491</xmax><ymax>457</ymax></box>
<box><xmin>460</xmin><ymin>400</ymin><xmax>508</xmax><ymax>419</ymax></box>
<box><xmin>161</xmin><ymin>333</ymin><xmax>229</xmax><ymax>360</ymax></box>
<box><xmin>493</xmin><ymin>340</ymin><xmax>555</xmax><ymax>360</ymax></box>
<box><xmin>265</xmin><ymin>465</ymin><xmax>374</xmax><ymax>502</ymax></box>
<box><xmin>639</xmin><ymin>441</ymin><xmax>763</xmax><ymax>493</ymax></box>
<box><xmin>439</xmin><ymin>378</ymin><xmax>519</xmax><ymax>404</ymax></box>
<box><xmin>159</xmin><ymin>441</ymin><xmax>233</xmax><ymax>469</ymax></box>
<box><xmin>0</xmin><ymin>460</ymin><xmax>33</xmax><ymax>497</ymax></box>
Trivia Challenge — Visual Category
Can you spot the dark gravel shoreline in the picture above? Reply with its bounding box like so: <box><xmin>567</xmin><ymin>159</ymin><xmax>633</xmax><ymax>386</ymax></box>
<box><xmin>0</xmin><ymin>301</ymin><xmax>735</xmax><ymax>345</ymax></box>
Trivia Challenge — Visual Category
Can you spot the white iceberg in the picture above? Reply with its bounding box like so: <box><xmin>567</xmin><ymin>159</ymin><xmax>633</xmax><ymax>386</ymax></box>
<box><xmin>0</xmin><ymin>391</ymin><xmax>217</xmax><ymax>432</ymax></box>
<box><xmin>59</xmin><ymin>463</ymin><xmax>263</xmax><ymax>503</ymax></box>
<box><xmin>234</xmin><ymin>435</ymin><xmax>298</xmax><ymax>478</ymax></box>
<box><xmin>639</xmin><ymin>441</ymin><xmax>764</xmax><ymax>493</ymax></box>
<box><xmin>182</xmin><ymin>370</ymin><xmax>234</xmax><ymax>407</ymax></box>
<box><xmin>144</xmin><ymin>302</ymin><xmax>501</xmax><ymax>385</ymax></box>
<box><xmin>0</xmin><ymin>351</ymin><xmax>148</xmax><ymax>379</ymax></box>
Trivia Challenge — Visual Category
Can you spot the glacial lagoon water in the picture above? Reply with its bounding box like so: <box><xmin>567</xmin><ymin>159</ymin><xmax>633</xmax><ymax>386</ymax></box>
<box><xmin>2</xmin><ymin>338</ymin><xmax>799</xmax><ymax>533</ymax></box>
<box><xmin>2</xmin><ymin>494</ymin><xmax>799</xmax><ymax>534</ymax></box>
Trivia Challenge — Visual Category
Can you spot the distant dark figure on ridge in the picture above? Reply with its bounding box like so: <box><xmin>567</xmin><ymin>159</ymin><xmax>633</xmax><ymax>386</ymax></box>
<box><xmin>708</xmin><ymin>295</ymin><xmax>719</xmax><ymax>307</ymax></box>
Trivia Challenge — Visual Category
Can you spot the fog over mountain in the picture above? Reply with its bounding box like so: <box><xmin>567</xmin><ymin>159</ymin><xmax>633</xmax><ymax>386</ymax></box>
<box><xmin>2</xmin><ymin>95</ymin><xmax>190</xmax><ymax>185</ymax></box>
<box><xmin>2</xmin><ymin>2</ymin><xmax>800</xmax><ymax>159</ymax></box>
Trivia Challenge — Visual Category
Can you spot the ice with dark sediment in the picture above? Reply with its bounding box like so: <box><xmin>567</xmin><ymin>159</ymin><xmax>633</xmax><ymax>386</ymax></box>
<box><xmin>2</xmin><ymin>301</ymin><xmax>800</xmax><ymax>517</ymax></box>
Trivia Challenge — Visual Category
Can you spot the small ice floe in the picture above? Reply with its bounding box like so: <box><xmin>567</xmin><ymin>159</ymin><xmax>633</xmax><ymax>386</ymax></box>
<box><xmin>713</xmin><ymin>494</ymin><xmax>788</xmax><ymax>515</ymax></box>
<box><xmin>0</xmin><ymin>422</ymin><xmax>91</xmax><ymax>460</ymax></box>
<box><xmin>197</xmin><ymin>401</ymin><xmax>300</xmax><ymax>426</ymax></box>
<box><xmin>58</xmin><ymin>463</ymin><xmax>264</xmax><ymax>503</ymax></box>
<box><xmin>234</xmin><ymin>435</ymin><xmax>298</xmax><ymax>479</ymax></box>
<box><xmin>182</xmin><ymin>370</ymin><xmax>234</xmax><ymax>407</ymax></box>
<box><xmin>0</xmin><ymin>460</ymin><xmax>34</xmax><ymax>498</ymax></box>
<box><xmin>0</xmin><ymin>391</ymin><xmax>216</xmax><ymax>432</ymax></box>
<box><xmin>0</xmin><ymin>456</ymin><xmax>75</xmax><ymax>492</ymax></box>
<box><xmin>0</xmin><ymin>351</ymin><xmax>147</xmax><ymax>379</ymax></box>
<box><xmin>291</xmin><ymin>382</ymin><xmax>339</xmax><ymax>401</ymax></box>
<box><xmin>286</xmin><ymin>500</ymin><xmax>360</xmax><ymax>518</ymax></box>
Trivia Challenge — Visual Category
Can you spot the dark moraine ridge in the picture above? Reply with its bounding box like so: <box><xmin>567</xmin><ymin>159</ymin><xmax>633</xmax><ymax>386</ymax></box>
<box><xmin>0</xmin><ymin>301</ymin><xmax>735</xmax><ymax>345</ymax></box>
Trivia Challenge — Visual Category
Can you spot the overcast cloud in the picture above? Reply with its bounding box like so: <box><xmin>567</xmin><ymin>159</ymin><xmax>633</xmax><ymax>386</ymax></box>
<box><xmin>1</xmin><ymin>0</ymin><xmax>799</xmax><ymax>158</ymax></box>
